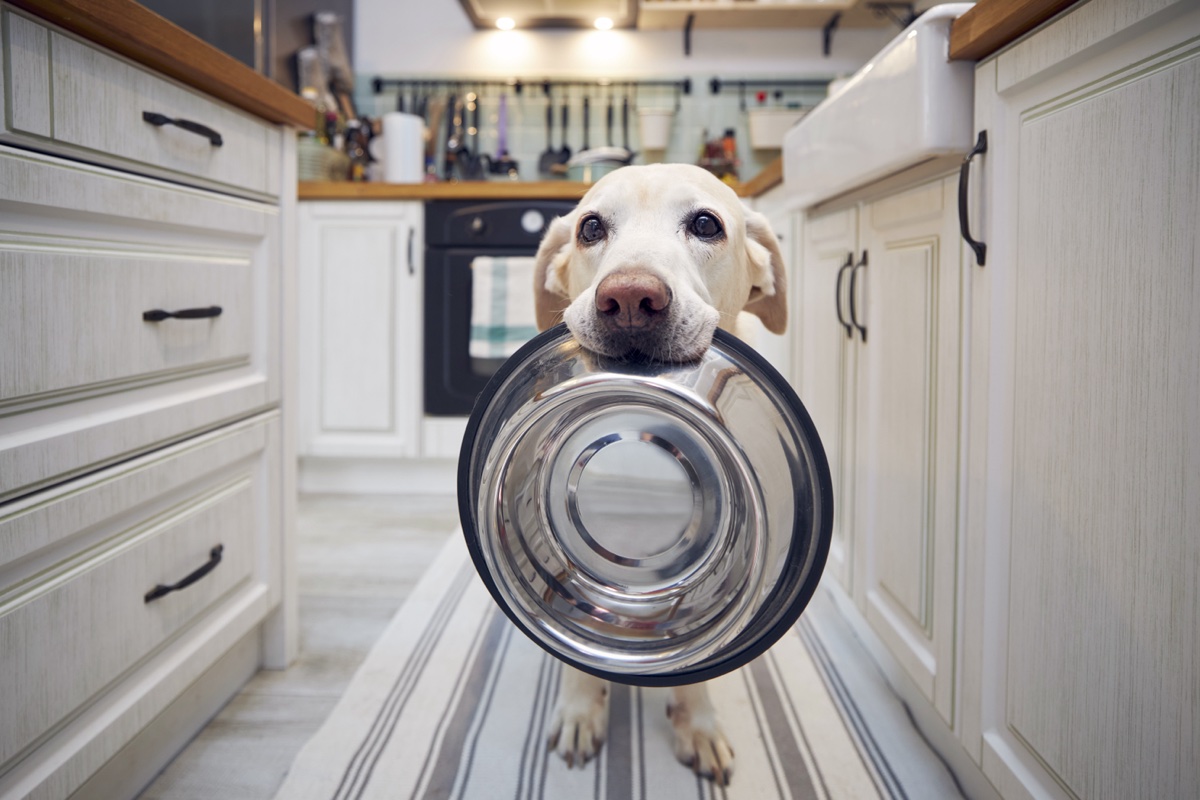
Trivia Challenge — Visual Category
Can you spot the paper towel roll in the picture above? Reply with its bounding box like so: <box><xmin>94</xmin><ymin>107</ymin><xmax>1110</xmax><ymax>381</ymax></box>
<box><xmin>382</xmin><ymin>112</ymin><xmax>425</xmax><ymax>183</ymax></box>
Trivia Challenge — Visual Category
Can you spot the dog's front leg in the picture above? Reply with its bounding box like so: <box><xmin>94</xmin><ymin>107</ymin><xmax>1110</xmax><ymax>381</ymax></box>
<box><xmin>668</xmin><ymin>682</ymin><xmax>734</xmax><ymax>785</ymax></box>
<box><xmin>547</xmin><ymin>666</ymin><xmax>609</xmax><ymax>767</ymax></box>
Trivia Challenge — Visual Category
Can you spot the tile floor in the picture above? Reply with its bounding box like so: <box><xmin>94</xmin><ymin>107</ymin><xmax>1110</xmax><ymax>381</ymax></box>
<box><xmin>137</xmin><ymin>494</ymin><xmax>459</xmax><ymax>800</ymax></box>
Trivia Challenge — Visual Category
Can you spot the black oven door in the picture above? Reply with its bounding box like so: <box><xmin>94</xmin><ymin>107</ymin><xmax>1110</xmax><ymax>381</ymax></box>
<box><xmin>424</xmin><ymin>246</ymin><xmax>520</xmax><ymax>416</ymax></box>
<box><xmin>424</xmin><ymin>200</ymin><xmax>577</xmax><ymax>417</ymax></box>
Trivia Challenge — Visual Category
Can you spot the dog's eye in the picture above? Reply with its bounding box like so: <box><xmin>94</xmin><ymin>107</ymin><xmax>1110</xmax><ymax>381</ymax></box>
<box><xmin>689</xmin><ymin>213</ymin><xmax>723</xmax><ymax>239</ymax></box>
<box><xmin>578</xmin><ymin>215</ymin><xmax>607</xmax><ymax>244</ymax></box>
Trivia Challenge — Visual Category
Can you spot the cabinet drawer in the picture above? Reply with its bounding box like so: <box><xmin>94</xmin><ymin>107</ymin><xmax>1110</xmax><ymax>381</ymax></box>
<box><xmin>0</xmin><ymin>145</ymin><xmax>279</xmax><ymax>501</ymax></box>
<box><xmin>1</xmin><ymin>8</ymin><xmax>274</xmax><ymax>198</ymax></box>
<box><xmin>0</xmin><ymin>249</ymin><xmax>252</xmax><ymax>405</ymax></box>
<box><xmin>0</xmin><ymin>414</ymin><xmax>278</xmax><ymax>773</ymax></box>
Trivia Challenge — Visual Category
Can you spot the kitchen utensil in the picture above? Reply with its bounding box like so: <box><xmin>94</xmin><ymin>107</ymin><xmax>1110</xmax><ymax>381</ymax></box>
<box><xmin>581</xmin><ymin>94</ymin><xmax>591</xmax><ymax>152</ymax></box>
<box><xmin>538</xmin><ymin>92</ymin><xmax>557</xmax><ymax>176</ymax></box>
<box><xmin>606</xmin><ymin>89</ymin><xmax>615</xmax><ymax>146</ymax></box>
<box><xmin>554</xmin><ymin>97</ymin><xmax>572</xmax><ymax>166</ymax></box>
<box><xmin>622</xmin><ymin>92</ymin><xmax>630</xmax><ymax>150</ymax></box>
<box><xmin>490</xmin><ymin>93</ymin><xmax>519</xmax><ymax>178</ymax></box>
<box><xmin>458</xmin><ymin>93</ymin><xmax>491</xmax><ymax>181</ymax></box>
<box><xmin>425</xmin><ymin>95</ymin><xmax>446</xmax><ymax>177</ymax></box>
<box><xmin>459</xmin><ymin>324</ymin><xmax>833</xmax><ymax>686</ymax></box>
<box><xmin>443</xmin><ymin>93</ymin><xmax>461</xmax><ymax>180</ymax></box>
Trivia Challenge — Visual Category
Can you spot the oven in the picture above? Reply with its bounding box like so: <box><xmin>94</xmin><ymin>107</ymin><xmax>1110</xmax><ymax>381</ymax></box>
<box><xmin>424</xmin><ymin>199</ymin><xmax>577</xmax><ymax>416</ymax></box>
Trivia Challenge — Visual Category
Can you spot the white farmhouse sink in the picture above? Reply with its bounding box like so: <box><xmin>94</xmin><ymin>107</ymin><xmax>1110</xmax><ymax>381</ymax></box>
<box><xmin>783</xmin><ymin>4</ymin><xmax>976</xmax><ymax>208</ymax></box>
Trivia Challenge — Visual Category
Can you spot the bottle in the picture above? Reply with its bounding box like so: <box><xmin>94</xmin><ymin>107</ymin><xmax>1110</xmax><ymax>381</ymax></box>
<box><xmin>721</xmin><ymin>128</ymin><xmax>738</xmax><ymax>183</ymax></box>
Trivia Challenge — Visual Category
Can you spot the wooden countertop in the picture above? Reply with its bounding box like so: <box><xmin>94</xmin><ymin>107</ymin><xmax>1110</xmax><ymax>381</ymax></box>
<box><xmin>299</xmin><ymin>181</ymin><xmax>592</xmax><ymax>202</ymax></box>
<box><xmin>8</xmin><ymin>0</ymin><xmax>313</xmax><ymax>128</ymax></box>
<box><xmin>949</xmin><ymin>0</ymin><xmax>1082</xmax><ymax>61</ymax></box>
<box><xmin>299</xmin><ymin>157</ymin><xmax>785</xmax><ymax>202</ymax></box>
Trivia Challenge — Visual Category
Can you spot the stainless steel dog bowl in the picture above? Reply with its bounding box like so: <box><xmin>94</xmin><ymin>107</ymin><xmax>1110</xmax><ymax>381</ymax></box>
<box><xmin>458</xmin><ymin>324</ymin><xmax>832</xmax><ymax>686</ymax></box>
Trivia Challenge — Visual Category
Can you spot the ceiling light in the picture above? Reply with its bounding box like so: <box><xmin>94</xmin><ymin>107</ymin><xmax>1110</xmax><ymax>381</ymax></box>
<box><xmin>594</xmin><ymin>17</ymin><xmax>613</xmax><ymax>30</ymax></box>
<box><xmin>496</xmin><ymin>17</ymin><xmax>515</xmax><ymax>30</ymax></box>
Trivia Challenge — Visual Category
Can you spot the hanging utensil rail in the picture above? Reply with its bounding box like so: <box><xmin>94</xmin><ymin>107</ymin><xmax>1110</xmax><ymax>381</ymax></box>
<box><xmin>373</xmin><ymin>78</ymin><xmax>693</xmax><ymax>111</ymax></box>
<box><xmin>708</xmin><ymin>77</ymin><xmax>832</xmax><ymax>111</ymax></box>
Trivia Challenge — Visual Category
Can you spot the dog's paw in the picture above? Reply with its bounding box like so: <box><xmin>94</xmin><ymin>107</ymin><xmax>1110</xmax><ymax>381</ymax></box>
<box><xmin>546</xmin><ymin>683</ymin><xmax>609</xmax><ymax>768</ymax></box>
<box><xmin>667</xmin><ymin>701</ymin><xmax>735</xmax><ymax>786</ymax></box>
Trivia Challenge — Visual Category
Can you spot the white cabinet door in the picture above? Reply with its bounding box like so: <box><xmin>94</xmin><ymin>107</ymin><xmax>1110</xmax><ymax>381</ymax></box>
<box><xmin>966</xmin><ymin>1</ymin><xmax>1200</xmax><ymax>797</ymax></box>
<box><xmin>858</xmin><ymin>177</ymin><xmax>963</xmax><ymax>724</ymax></box>
<box><xmin>298</xmin><ymin>201</ymin><xmax>423</xmax><ymax>458</ymax></box>
<box><xmin>799</xmin><ymin>207</ymin><xmax>859</xmax><ymax>592</ymax></box>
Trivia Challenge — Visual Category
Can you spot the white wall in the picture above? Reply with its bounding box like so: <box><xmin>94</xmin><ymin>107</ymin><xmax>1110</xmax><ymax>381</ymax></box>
<box><xmin>353</xmin><ymin>1</ymin><xmax>900</xmax><ymax>180</ymax></box>
<box><xmin>354</xmin><ymin>0</ymin><xmax>894</xmax><ymax>78</ymax></box>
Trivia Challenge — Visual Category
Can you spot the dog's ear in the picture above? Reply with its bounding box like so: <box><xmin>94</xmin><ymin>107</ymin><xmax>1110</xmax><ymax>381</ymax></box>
<box><xmin>742</xmin><ymin>211</ymin><xmax>788</xmax><ymax>334</ymax></box>
<box><xmin>533</xmin><ymin>214</ymin><xmax>575</xmax><ymax>331</ymax></box>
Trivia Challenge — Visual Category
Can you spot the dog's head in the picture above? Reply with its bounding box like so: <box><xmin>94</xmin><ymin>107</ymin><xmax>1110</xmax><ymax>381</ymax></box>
<box><xmin>533</xmin><ymin>164</ymin><xmax>786</xmax><ymax>362</ymax></box>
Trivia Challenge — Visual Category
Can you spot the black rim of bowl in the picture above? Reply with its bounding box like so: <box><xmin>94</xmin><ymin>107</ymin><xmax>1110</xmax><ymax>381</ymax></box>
<box><xmin>457</xmin><ymin>323</ymin><xmax>834</xmax><ymax>687</ymax></box>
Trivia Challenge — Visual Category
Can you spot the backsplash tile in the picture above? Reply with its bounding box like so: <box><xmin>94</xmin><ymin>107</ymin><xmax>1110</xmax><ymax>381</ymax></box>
<box><xmin>356</xmin><ymin>76</ymin><xmax>828</xmax><ymax>182</ymax></box>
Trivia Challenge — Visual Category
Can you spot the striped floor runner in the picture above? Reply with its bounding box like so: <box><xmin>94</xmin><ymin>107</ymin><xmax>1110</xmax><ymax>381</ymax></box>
<box><xmin>273</xmin><ymin>535</ymin><xmax>956</xmax><ymax>800</ymax></box>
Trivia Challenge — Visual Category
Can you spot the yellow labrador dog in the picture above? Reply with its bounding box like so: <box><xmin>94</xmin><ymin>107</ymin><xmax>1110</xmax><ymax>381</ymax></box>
<box><xmin>531</xmin><ymin>163</ymin><xmax>787</xmax><ymax>785</ymax></box>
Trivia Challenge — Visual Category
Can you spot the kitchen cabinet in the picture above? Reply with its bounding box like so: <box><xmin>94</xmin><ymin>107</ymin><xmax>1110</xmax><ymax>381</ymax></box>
<box><xmin>297</xmin><ymin>201</ymin><xmax>423</xmax><ymax>461</ymax></box>
<box><xmin>0</xmin><ymin>4</ymin><xmax>297</xmax><ymax>797</ymax></box>
<box><xmin>857</xmin><ymin>178</ymin><xmax>963</xmax><ymax>725</ymax></box>
<box><xmin>962</xmin><ymin>0</ymin><xmax>1200</xmax><ymax>797</ymax></box>
<box><xmin>799</xmin><ymin>174</ymin><xmax>964</xmax><ymax>725</ymax></box>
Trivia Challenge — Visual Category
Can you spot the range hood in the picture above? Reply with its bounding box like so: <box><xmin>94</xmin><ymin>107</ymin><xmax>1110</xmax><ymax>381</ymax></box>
<box><xmin>458</xmin><ymin>0</ymin><xmax>638</xmax><ymax>29</ymax></box>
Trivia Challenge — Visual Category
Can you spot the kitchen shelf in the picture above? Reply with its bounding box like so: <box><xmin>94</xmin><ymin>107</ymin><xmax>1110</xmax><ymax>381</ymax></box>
<box><xmin>637</xmin><ymin>0</ymin><xmax>891</xmax><ymax>29</ymax></box>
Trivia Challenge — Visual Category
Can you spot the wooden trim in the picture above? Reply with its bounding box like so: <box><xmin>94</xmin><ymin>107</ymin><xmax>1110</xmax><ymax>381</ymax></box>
<box><xmin>949</xmin><ymin>0</ymin><xmax>1081</xmax><ymax>61</ymax></box>
<box><xmin>8</xmin><ymin>0</ymin><xmax>314</xmax><ymax>128</ymax></box>
<box><xmin>737</xmin><ymin>157</ymin><xmax>783</xmax><ymax>198</ymax></box>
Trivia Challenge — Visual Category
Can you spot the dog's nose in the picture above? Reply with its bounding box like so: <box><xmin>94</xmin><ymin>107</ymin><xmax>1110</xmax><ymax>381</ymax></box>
<box><xmin>594</xmin><ymin>272</ymin><xmax>671</xmax><ymax>330</ymax></box>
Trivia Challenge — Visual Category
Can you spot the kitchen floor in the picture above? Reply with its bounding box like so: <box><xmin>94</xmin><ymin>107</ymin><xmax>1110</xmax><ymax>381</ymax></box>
<box><xmin>137</xmin><ymin>494</ymin><xmax>459</xmax><ymax>800</ymax></box>
<box><xmin>137</xmin><ymin>493</ymin><xmax>963</xmax><ymax>800</ymax></box>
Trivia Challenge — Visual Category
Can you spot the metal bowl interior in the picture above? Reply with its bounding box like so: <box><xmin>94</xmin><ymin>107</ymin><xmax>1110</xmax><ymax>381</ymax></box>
<box><xmin>458</xmin><ymin>324</ymin><xmax>832</xmax><ymax>686</ymax></box>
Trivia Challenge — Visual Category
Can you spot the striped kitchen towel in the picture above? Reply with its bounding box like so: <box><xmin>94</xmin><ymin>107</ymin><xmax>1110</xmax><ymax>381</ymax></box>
<box><xmin>469</xmin><ymin>256</ymin><xmax>540</xmax><ymax>360</ymax></box>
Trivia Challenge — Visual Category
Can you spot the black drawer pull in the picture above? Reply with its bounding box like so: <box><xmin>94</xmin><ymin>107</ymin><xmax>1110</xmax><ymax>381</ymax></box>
<box><xmin>145</xmin><ymin>545</ymin><xmax>224</xmax><ymax>603</ymax></box>
<box><xmin>142</xmin><ymin>111</ymin><xmax>224</xmax><ymax>147</ymax></box>
<box><xmin>143</xmin><ymin>306</ymin><xmax>223</xmax><ymax>321</ymax></box>
<box><xmin>834</xmin><ymin>251</ymin><xmax>854</xmax><ymax>339</ymax></box>
<box><xmin>848</xmin><ymin>250</ymin><xmax>868</xmax><ymax>343</ymax></box>
<box><xmin>959</xmin><ymin>130</ymin><xmax>987</xmax><ymax>266</ymax></box>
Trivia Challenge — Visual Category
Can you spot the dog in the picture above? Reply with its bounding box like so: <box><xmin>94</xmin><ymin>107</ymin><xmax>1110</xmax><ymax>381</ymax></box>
<box><xmin>531</xmin><ymin>163</ymin><xmax>788</xmax><ymax>785</ymax></box>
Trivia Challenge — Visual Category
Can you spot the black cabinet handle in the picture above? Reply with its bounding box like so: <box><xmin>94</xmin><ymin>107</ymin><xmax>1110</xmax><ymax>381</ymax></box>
<box><xmin>848</xmin><ymin>250</ymin><xmax>868</xmax><ymax>343</ymax></box>
<box><xmin>834</xmin><ymin>251</ymin><xmax>854</xmax><ymax>339</ymax></box>
<box><xmin>407</xmin><ymin>227</ymin><xmax>415</xmax><ymax>275</ymax></box>
<box><xmin>959</xmin><ymin>130</ymin><xmax>987</xmax><ymax>266</ymax></box>
<box><xmin>143</xmin><ymin>306</ymin><xmax>223</xmax><ymax>322</ymax></box>
<box><xmin>145</xmin><ymin>545</ymin><xmax>224</xmax><ymax>603</ymax></box>
<box><xmin>143</xmin><ymin>111</ymin><xmax>224</xmax><ymax>147</ymax></box>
